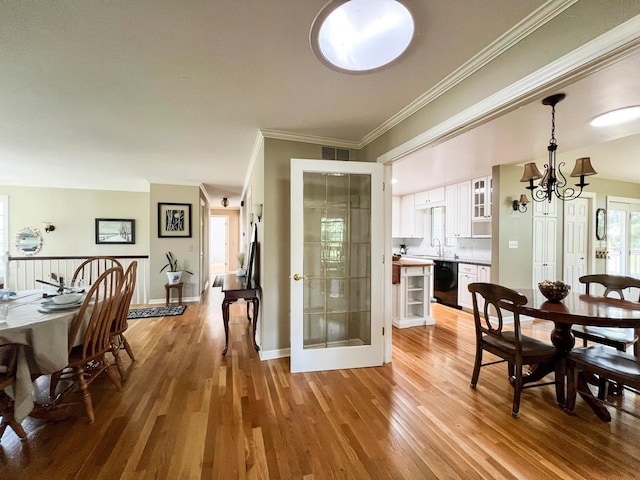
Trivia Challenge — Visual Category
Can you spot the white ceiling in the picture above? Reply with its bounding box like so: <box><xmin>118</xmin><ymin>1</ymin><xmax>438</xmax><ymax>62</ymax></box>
<box><xmin>392</xmin><ymin>49</ymin><xmax>640</xmax><ymax>196</ymax></box>
<box><xmin>1</xmin><ymin>1</ymin><xmax>638</xmax><ymax>205</ymax></box>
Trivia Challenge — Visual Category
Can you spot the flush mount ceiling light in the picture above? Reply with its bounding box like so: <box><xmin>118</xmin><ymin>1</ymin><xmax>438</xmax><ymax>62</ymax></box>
<box><xmin>589</xmin><ymin>105</ymin><xmax>640</xmax><ymax>127</ymax></box>
<box><xmin>310</xmin><ymin>0</ymin><xmax>414</xmax><ymax>73</ymax></box>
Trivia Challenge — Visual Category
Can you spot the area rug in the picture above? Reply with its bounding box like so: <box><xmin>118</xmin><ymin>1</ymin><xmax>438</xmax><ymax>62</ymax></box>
<box><xmin>213</xmin><ymin>275</ymin><xmax>224</xmax><ymax>288</ymax></box>
<box><xmin>127</xmin><ymin>305</ymin><xmax>187</xmax><ymax>319</ymax></box>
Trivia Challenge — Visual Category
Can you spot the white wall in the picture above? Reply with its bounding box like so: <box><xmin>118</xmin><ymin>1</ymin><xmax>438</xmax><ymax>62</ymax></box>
<box><xmin>1</xmin><ymin>185</ymin><xmax>149</xmax><ymax>257</ymax></box>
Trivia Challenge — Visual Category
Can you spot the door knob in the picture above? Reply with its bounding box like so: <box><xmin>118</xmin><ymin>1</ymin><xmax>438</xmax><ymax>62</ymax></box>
<box><xmin>293</xmin><ymin>273</ymin><xmax>306</xmax><ymax>281</ymax></box>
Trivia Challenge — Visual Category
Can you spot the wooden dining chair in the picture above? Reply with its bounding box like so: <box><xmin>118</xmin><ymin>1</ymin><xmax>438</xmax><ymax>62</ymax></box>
<box><xmin>110</xmin><ymin>261</ymin><xmax>137</xmax><ymax>380</ymax></box>
<box><xmin>71</xmin><ymin>256</ymin><xmax>123</xmax><ymax>286</ymax></box>
<box><xmin>468</xmin><ymin>283</ymin><xmax>562</xmax><ymax>418</ymax></box>
<box><xmin>566</xmin><ymin>345</ymin><xmax>640</xmax><ymax>419</ymax></box>
<box><xmin>0</xmin><ymin>344</ymin><xmax>27</xmax><ymax>441</ymax></box>
<box><xmin>572</xmin><ymin>274</ymin><xmax>640</xmax><ymax>357</ymax></box>
<box><xmin>573</xmin><ymin>274</ymin><xmax>640</xmax><ymax>397</ymax></box>
<box><xmin>49</xmin><ymin>266</ymin><xmax>123</xmax><ymax>423</ymax></box>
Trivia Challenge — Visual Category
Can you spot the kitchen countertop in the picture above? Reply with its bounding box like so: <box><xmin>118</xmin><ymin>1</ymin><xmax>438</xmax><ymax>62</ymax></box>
<box><xmin>392</xmin><ymin>258</ymin><xmax>435</xmax><ymax>267</ymax></box>
<box><xmin>392</xmin><ymin>258</ymin><xmax>434</xmax><ymax>284</ymax></box>
<box><xmin>402</xmin><ymin>255</ymin><xmax>491</xmax><ymax>267</ymax></box>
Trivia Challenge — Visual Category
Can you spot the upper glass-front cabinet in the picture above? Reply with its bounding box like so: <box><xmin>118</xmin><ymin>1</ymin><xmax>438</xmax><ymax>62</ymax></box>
<box><xmin>472</xmin><ymin>176</ymin><xmax>492</xmax><ymax>220</ymax></box>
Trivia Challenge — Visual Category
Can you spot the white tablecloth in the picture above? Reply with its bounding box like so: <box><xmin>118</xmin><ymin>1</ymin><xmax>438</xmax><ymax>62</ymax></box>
<box><xmin>0</xmin><ymin>290</ymin><xmax>79</xmax><ymax>421</ymax></box>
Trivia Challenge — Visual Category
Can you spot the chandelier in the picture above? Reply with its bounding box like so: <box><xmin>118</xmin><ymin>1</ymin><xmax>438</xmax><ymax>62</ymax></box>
<box><xmin>520</xmin><ymin>93</ymin><xmax>597</xmax><ymax>203</ymax></box>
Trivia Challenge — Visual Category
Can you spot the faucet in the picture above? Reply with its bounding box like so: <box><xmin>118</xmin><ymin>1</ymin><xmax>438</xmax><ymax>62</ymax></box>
<box><xmin>432</xmin><ymin>238</ymin><xmax>442</xmax><ymax>257</ymax></box>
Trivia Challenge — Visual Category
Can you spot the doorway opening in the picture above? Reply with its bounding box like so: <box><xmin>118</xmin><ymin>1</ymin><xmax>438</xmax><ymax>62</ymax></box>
<box><xmin>210</xmin><ymin>215</ymin><xmax>228</xmax><ymax>278</ymax></box>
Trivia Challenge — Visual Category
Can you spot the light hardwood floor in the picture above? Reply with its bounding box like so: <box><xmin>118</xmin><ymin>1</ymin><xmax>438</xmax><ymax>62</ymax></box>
<box><xmin>1</xmin><ymin>288</ymin><xmax>640</xmax><ymax>479</ymax></box>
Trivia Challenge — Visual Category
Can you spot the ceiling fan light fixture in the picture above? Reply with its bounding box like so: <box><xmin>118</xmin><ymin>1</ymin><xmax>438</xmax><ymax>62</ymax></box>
<box><xmin>310</xmin><ymin>0</ymin><xmax>414</xmax><ymax>73</ymax></box>
<box><xmin>589</xmin><ymin>105</ymin><xmax>640</xmax><ymax>127</ymax></box>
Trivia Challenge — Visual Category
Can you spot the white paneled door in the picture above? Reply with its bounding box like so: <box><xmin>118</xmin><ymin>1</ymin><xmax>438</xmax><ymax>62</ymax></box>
<box><xmin>563</xmin><ymin>198</ymin><xmax>589</xmax><ymax>293</ymax></box>
<box><xmin>290</xmin><ymin>159</ymin><xmax>384</xmax><ymax>373</ymax></box>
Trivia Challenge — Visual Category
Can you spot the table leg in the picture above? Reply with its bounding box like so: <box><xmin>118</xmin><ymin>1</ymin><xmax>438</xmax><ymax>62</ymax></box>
<box><xmin>222</xmin><ymin>300</ymin><xmax>230</xmax><ymax>356</ymax></box>
<box><xmin>250</xmin><ymin>297</ymin><xmax>260</xmax><ymax>352</ymax></box>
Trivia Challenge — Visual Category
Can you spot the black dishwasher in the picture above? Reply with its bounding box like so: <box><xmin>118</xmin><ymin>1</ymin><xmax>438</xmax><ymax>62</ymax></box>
<box><xmin>433</xmin><ymin>260</ymin><xmax>460</xmax><ymax>309</ymax></box>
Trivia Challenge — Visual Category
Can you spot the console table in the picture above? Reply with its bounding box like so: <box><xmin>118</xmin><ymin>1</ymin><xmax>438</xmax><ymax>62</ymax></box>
<box><xmin>221</xmin><ymin>273</ymin><xmax>259</xmax><ymax>356</ymax></box>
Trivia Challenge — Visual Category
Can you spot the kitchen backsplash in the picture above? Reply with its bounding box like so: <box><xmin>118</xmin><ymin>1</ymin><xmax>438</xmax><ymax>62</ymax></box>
<box><xmin>393</xmin><ymin>237</ymin><xmax>491</xmax><ymax>261</ymax></box>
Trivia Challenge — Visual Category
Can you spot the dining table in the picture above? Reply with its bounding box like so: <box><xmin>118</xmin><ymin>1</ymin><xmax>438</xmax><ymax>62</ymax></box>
<box><xmin>0</xmin><ymin>290</ymin><xmax>82</xmax><ymax>422</ymax></box>
<box><xmin>515</xmin><ymin>288</ymin><xmax>640</xmax><ymax>421</ymax></box>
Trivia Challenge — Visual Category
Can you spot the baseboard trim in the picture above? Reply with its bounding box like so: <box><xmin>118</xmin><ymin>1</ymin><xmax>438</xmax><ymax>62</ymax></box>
<box><xmin>259</xmin><ymin>347</ymin><xmax>290</xmax><ymax>361</ymax></box>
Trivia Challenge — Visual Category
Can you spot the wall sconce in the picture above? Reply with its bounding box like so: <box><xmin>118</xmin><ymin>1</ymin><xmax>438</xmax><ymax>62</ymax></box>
<box><xmin>221</xmin><ymin>197</ymin><xmax>229</xmax><ymax>208</ymax></box>
<box><xmin>43</xmin><ymin>221</ymin><xmax>56</xmax><ymax>233</ymax></box>
<box><xmin>512</xmin><ymin>194</ymin><xmax>530</xmax><ymax>213</ymax></box>
<box><xmin>255</xmin><ymin>203</ymin><xmax>263</xmax><ymax>222</ymax></box>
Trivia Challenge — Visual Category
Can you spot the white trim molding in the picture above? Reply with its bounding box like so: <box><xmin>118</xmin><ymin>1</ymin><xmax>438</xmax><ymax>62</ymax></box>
<box><xmin>377</xmin><ymin>15</ymin><xmax>640</xmax><ymax>165</ymax></box>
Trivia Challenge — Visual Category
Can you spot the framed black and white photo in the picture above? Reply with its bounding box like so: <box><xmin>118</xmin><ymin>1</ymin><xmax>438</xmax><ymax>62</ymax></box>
<box><xmin>95</xmin><ymin>218</ymin><xmax>135</xmax><ymax>244</ymax></box>
<box><xmin>158</xmin><ymin>202</ymin><xmax>192</xmax><ymax>238</ymax></box>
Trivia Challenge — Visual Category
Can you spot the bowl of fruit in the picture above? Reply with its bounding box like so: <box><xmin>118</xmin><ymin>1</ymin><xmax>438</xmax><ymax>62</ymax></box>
<box><xmin>538</xmin><ymin>280</ymin><xmax>570</xmax><ymax>302</ymax></box>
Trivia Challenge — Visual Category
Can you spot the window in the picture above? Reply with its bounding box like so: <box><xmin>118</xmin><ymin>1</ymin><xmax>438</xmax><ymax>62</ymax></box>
<box><xmin>0</xmin><ymin>196</ymin><xmax>8</xmax><ymax>286</ymax></box>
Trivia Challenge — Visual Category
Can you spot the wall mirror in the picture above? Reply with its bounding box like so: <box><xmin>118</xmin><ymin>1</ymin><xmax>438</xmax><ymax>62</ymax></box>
<box><xmin>596</xmin><ymin>208</ymin><xmax>607</xmax><ymax>240</ymax></box>
<box><xmin>15</xmin><ymin>227</ymin><xmax>43</xmax><ymax>256</ymax></box>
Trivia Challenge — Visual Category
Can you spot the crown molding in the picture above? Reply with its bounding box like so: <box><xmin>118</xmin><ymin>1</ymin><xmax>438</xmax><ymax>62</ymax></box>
<box><xmin>260</xmin><ymin>129</ymin><xmax>360</xmax><ymax>150</ymax></box>
<box><xmin>360</xmin><ymin>0</ymin><xmax>578</xmax><ymax>147</ymax></box>
<box><xmin>377</xmin><ymin>14</ymin><xmax>640</xmax><ymax>164</ymax></box>
<box><xmin>260</xmin><ymin>1</ymin><xmax>577</xmax><ymax>151</ymax></box>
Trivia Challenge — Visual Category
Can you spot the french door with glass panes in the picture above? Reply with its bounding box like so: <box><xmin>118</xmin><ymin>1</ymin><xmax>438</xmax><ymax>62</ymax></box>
<box><xmin>607</xmin><ymin>200</ymin><xmax>640</xmax><ymax>278</ymax></box>
<box><xmin>290</xmin><ymin>159</ymin><xmax>384</xmax><ymax>373</ymax></box>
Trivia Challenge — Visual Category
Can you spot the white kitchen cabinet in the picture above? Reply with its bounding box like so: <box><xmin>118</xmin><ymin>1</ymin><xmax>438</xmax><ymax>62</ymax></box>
<box><xmin>458</xmin><ymin>263</ymin><xmax>491</xmax><ymax>311</ymax></box>
<box><xmin>458</xmin><ymin>263</ymin><xmax>477</xmax><ymax>310</ymax></box>
<box><xmin>472</xmin><ymin>176</ymin><xmax>492</xmax><ymax>220</ymax></box>
<box><xmin>414</xmin><ymin>187</ymin><xmax>445</xmax><ymax>209</ymax></box>
<box><xmin>445</xmin><ymin>181</ymin><xmax>471</xmax><ymax>238</ymax></box>
<box><xmin>478</xmin><ymin>265</ymin><xmax>491</xmax><ymax>283</ymax></box>
<box><xmin>393</xmin><ymin>264</ymin><xmax>434</xmax><ymax>328</ymax></box>
<box><xmin>472</xmin><ymin>176</ymin><xmax>492</xmax><ymax>237</ymax></box>
<box><xmin>392</xmin><ymin>196</ymin><xmax>401</xmax><ymax>237</ymax></box>
<box><xmin>399</xmin><ymin>194</ymin><xmax>424</xmax><ymax>238</ymax></box>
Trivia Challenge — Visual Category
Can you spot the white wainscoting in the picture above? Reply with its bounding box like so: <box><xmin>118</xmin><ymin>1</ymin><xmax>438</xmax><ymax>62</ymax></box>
<box><xmin>5</xmin><ymin>256</ymin><xmax>149</xmax><ymax>304</ymax></box>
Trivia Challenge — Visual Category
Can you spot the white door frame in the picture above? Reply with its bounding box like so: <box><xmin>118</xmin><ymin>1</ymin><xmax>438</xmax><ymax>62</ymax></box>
<box><xmin>290</xmin><ymin>158</ymin><xmax>385</xmax><ymax>373</ymax></box>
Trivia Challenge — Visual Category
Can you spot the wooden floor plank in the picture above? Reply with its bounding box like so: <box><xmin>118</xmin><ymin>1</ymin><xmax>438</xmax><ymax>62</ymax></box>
<box><xmin>2</xmin><ymin>294</ymin><xmax>640</xmax><ymax>479</ymax></box>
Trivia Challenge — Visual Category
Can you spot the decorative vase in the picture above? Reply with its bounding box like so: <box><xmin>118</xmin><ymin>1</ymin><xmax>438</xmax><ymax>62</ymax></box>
<box><xmin>166</xmin><ymin>271</ymin><xmax>183</xmax><ymax>285</ymax></box>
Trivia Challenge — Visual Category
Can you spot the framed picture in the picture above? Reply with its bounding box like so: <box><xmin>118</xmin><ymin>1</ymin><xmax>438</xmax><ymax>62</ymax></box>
<box><xmin>596</xmin><ymin>208</ymin><xmax>607</xmax><ymax>240</ymax></box>
<box><xmin>95</xmin><ymin>218</ymin><xmax>135</xmax><ymax>244</ymax></box>
<box><xmin>158</xmin><ymin>202</ymin><xmax>192</xmax><ymax>238</ymax></box>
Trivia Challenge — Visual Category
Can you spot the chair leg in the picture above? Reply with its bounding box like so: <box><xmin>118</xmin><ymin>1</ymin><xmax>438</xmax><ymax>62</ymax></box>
<box><xmin>470</xmin><ymin>344</ymin><xmax>483</xmax><ymax>388</ymax></box>
<box><xmin>511</xmin><ymin>364</ymin><xmax>523</xmax><ymax>418</ymax></box>
<box><xmin>76</xmin><ymin>365</ymin><xmax>95</xmax><ymax>424</ymax></box>
<box><xmin>111</xmin><ymin>340</ymin><xmax>126</xmax><ymax>381</ymax></box>
<box><xmin>103</xmin><ymin>356</ymin><xmax>122</xmax><ymax>390</ymax></box>
<box><xmin>0</xmin><ymin>392</ymin><xmax>27</xmax><ymax>441</ymax></box>
<box><xmin>555</xmin><ymin>357</ymin><xmax>565</xmax><ymax>407</ymax></box>
<box><xmin>597</xmin><ymin>377</ymin><xmax>608</xmax><ymax>400</ymax></box>
<box><xmin>565</xmin><ymin>359</ymin><xmax>578</xmax><ymax>414</ymax></box>
<box><xmin>121</xmin><ymin>334</ymin><xmax>135</xmax><ymax>361</ymax></box>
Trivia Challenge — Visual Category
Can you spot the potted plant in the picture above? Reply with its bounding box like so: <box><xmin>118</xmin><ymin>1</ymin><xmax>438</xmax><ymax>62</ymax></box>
<box><xmin>160</xmin><ymin>251</ymin><xmax>193</xmax><ymax>285</ymax></box>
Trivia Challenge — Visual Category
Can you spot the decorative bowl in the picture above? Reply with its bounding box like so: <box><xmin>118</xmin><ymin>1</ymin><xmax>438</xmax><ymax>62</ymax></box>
<box><xmin>538</xmin><ymin>281</ymin><xmax>570</xmax><ymax>302</ymax></box>
<box><xmin>52</xmin><ymin>293</ymin><xmax>83</xmax><ymax>305</ymax></box>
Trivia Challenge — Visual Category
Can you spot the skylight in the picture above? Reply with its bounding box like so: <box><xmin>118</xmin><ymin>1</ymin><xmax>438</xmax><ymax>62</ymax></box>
<box><xmin>311</xmin><ymin>0</ymin><xmax>415</xmax><ymax>73</ymax></box>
